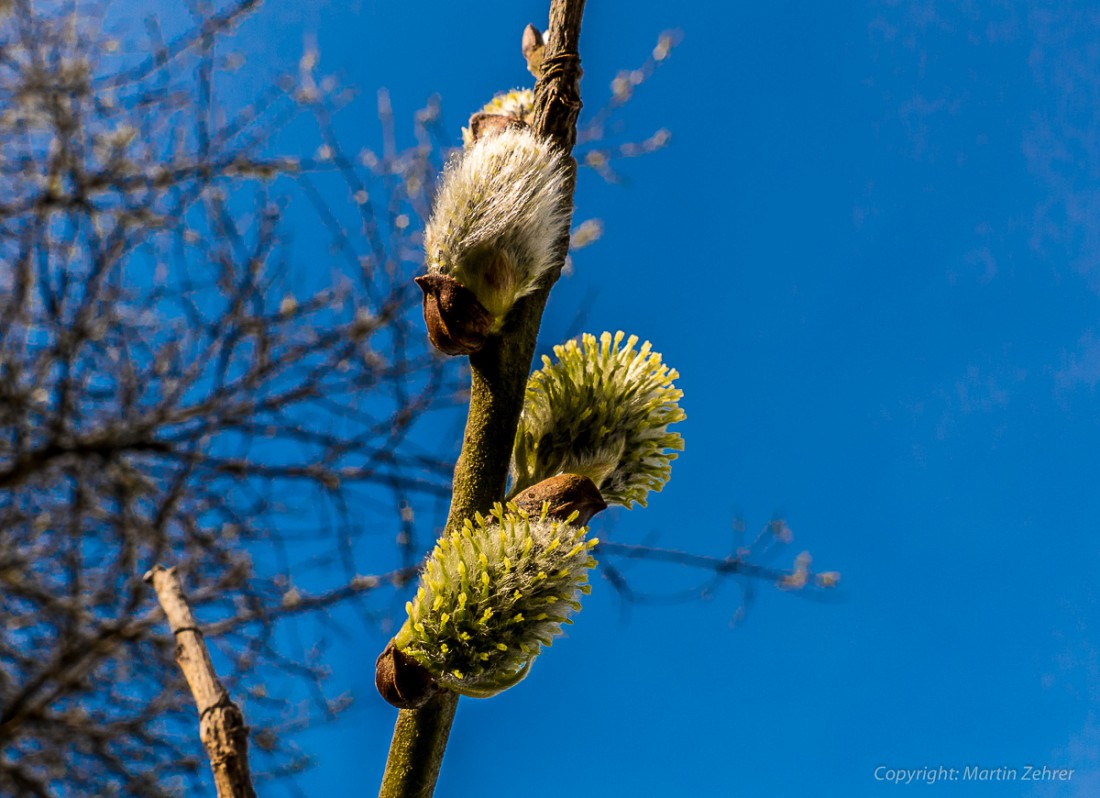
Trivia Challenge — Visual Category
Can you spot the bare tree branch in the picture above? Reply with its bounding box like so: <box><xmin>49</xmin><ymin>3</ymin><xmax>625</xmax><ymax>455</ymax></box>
<box><xmin>144</xmin><ymin>566</ymin><xmax>256</xmax><ymax>798</ymax></box>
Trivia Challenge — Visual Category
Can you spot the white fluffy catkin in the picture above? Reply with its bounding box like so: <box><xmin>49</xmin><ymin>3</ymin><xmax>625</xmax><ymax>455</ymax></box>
<box><xmin>424</xmin><ymin>127</ymin><xmax>570</xmax><ymax>328</ymax></box>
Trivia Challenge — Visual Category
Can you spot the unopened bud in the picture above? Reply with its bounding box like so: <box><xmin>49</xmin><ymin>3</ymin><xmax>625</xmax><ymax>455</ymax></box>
<box><xmin>521</xmin><ymin>24</ymin><xmax>546</xmax><ymax>78</ymax></box>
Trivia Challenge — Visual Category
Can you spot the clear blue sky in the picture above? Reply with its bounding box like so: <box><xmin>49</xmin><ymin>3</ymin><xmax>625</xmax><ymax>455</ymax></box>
<box><xmin>155</xmin><ymin>0</ymin><xmax>1100</xmax><ymax>795</ymax></box>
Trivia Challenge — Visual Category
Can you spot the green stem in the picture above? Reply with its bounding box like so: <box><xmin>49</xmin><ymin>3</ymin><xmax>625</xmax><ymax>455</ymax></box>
<box><xmin>378</xmin><ymin>692</ymin><xmax>459</xmax><ymax>798</ymax></box>
<box><xmin>377</xmin><ymin>1</ymin><xmax>585</xmax><ymax>796</ymax></box>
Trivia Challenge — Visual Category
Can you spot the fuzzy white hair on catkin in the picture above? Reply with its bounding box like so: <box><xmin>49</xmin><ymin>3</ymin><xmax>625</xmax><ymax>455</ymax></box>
<box><xmin>424</xmin><ymin>127</ymin><xmax>570</xmax><ymax>321</ymax></box>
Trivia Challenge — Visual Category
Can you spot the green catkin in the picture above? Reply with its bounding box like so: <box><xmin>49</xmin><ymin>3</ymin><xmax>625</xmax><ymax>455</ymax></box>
<box><xmin>512</xmin><ymin>331</ymin><xmax>686</xmax><ymax>508</ymax></box>
<box><xmin>394</xmin><ymin>503</ymin><xmax>598</xmax><ymax>698</ymax></box>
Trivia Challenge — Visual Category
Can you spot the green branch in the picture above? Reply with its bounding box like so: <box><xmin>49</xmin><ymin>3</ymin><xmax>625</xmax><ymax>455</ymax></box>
<box><xmin>376</xmin><ymin>1</ymin><xmax>586</xmax><ymax>796</ymax></box>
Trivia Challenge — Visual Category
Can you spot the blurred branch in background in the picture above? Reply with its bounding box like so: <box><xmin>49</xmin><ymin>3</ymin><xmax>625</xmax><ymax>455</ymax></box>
<box><xmin>0</xmin><ymin>1</ymin><xmax>834</xmax><ymax>796</ymax></box>
<box><xmin>599</xmin><ymin>519</ymin><xmax>841</xmax><ymax>627</ymax></box>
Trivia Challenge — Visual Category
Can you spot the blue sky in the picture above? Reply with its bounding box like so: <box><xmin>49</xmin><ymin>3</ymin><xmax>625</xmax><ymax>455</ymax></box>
<box><xmin>143</xmin><ymin>0</ymin><xmax>1100</xmax><ymax>795</ymax></box>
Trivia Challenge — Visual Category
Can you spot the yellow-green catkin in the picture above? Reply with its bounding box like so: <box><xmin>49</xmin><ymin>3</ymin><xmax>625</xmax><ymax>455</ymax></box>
<box><xmin>394</xmin><ymin>503</ymin><xmax>598</xmax><ymax>697</ymax></box>
<box><xmin>512</xmin><ymin>331</ymin><xmax>685</xmax><ymax>508</ymax></box>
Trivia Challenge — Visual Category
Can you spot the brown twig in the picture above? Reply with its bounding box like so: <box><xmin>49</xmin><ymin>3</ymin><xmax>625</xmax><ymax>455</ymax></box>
<box><xmin>144</xmin><ymin>566</ymin><xmax>257</xmax><ymax>798</ymax></box>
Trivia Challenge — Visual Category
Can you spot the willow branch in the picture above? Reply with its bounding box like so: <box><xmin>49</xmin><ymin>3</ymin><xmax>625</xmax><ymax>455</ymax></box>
<box><xmin>376</xmin><ymin>2</ymin><xmax>586</xmax><ymax>797</ymax></box>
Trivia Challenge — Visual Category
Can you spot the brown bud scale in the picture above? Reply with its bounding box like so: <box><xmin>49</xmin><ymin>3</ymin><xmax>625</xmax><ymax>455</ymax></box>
<box><xmin>467</xmin><ymin>112</ymin><xmax>528</xmax><ymax>145</ymax></box>
<box><xmin>375</xmin><ymin>639</ymin><xmax>440</xmax><ymax>709</ymax></box>
<box><xmin>512</xmin><ymin>473</ymin><xmax>608</xmax><ymax>527</ymax></box>
<box><xmin>415</xmin><ymin>273</ymin><xmax>493</xmax><ymax>356</ymax></box>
